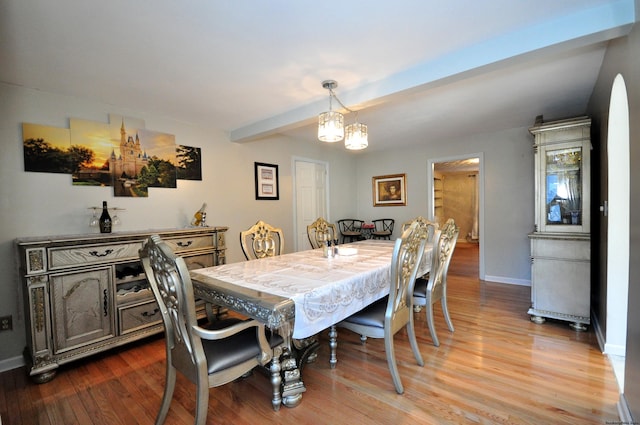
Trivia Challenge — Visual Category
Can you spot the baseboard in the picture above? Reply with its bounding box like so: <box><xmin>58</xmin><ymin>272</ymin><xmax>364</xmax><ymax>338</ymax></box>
<box><xmin>0</xmin><ymin>355</ymin><xmax>25</xmax><ymax>373</ymax></box>
<box><xmin>483</xmin><ymin>275</ymin><xmax>531</xmax><ymax>286</ymax></box>
<box><xmin>618</xmin><ymin>393</ymin><xmax>633</xmax><ymax>422</ymax></box>
<box><xmin>592</xmin><ymin>311</ymin><xmax>606</xmax><ymax>352</ymax></box>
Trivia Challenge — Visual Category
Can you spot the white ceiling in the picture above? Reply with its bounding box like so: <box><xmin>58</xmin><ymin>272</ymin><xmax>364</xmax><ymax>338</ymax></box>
<box><xmin>1</xmin><ymin>1</ymin><xmax>636</xmax><ymax>152</ymax></box>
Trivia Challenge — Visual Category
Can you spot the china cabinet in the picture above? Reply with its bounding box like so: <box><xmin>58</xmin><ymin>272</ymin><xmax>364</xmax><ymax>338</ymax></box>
<box><xmin>528</xmin><ymin>116</ymin><xmax>591</xmax><ymax>330</ymax></box>
<box><xmin>16</xmin><ymin>226</ymin><xmax>227</xmax><ymax>382</ymax></box>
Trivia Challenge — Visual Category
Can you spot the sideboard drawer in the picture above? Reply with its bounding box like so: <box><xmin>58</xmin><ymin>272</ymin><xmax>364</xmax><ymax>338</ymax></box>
<box><xmin>118</xmin><ymin>300</ymin><xmax>162</xmax><ymax>334</ymax></box>
<box><xmin>164</xmin><ymin>234</ymin><xmax>214</xmax><ymax>253</ymax></box>
<box><xmin>49</xmin><ymin>242</ymin><xmax>142</xmax><ymax>270</ymax></box>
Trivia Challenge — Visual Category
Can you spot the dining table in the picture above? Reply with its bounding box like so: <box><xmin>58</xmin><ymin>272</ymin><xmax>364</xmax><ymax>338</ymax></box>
<box><xmin>189</xmin><ymin>239</ymin><xmax>432</xmax><ymax>409</ymax></box>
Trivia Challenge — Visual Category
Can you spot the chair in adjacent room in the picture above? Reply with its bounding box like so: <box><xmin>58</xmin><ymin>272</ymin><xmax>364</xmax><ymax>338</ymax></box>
<box><xmin>240</xmin><ymin>220</ymin><xmax>284</xmax><ymax>260</ymax></box>
<box><xmin>329</xmin><ymin>221</ymin><xmax>428</xmax><ymax>394</ymax></box>
<box><xmin>139</xmin><ymin>235</ymin><xmax>283</xmax><ymax>425</ymax></box>
<box><xmin>306</xmin><ymin>217</ymin><xmax>338</xmax><ymax>249</ymax></box>
<box><xmin>413</xmin><ymin>218</ymin><xmax>459</xmax><ymax>347</ymax></box>
<box><xmin>337</xmin><ymin>219</ymin><xmax>364</xmax><ymax>243</ymax></box>
<box><xmin>371</xmin><ymin>218</ymin><xmax>395</xmax><ymax>239</ymax></box>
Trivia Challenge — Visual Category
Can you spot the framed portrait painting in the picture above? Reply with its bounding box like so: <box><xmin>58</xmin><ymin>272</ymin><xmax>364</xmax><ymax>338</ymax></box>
<box><xmin>373</xmin><ymin>173</ymin><xmax>406</xmax><ymax>206</ymax></box>
<box><xmin>255</xmin><ymin>162</ymin><xmax>279</xmax><ymax>200</ymax></box>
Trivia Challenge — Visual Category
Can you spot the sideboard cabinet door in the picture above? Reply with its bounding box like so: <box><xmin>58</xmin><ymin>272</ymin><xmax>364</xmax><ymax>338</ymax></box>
<box><xmin>50</xmin><ymin>267</ymin><xmax>115</xmax><ymax>353</ymax></box>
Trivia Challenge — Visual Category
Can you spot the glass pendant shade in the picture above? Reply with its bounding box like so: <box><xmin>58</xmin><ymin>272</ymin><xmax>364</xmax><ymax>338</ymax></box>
<box><xmin>344</xmin><ymin>122</ymin><xmax>368</xmax><ymax>150</ymax></box>
<box><xmin>318</xmin><ymin>110</ymin><xmax>344</xmax><ymax>142</ymax></box>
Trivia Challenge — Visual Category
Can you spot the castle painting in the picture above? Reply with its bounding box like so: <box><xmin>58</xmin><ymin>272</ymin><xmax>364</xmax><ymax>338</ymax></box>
<box><xmin>22</xmin><ymin>114</ymin><xmax>203</xmax><ymax>198</ymax></box>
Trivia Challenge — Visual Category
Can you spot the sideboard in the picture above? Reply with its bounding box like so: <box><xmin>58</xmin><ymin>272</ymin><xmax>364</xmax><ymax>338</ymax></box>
<box><xmin>16</xmin><ymin>226</ymin><xmax>227</xmax><ymax>382</ymax></box>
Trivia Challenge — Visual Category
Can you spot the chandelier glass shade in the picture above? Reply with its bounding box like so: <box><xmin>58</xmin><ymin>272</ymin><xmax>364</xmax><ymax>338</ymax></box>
<box><xmin>318</xmin><ymin>110</ymin><xmax>344</xmax><ymax>142</ymax></box>
<box><xmin>344</xmin><ymin>122</ymin><xmax>368</xmax><ymax>150</ymax></box>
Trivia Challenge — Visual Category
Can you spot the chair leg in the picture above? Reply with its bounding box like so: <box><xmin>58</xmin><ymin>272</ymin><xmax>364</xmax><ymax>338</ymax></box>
<box><xmin>426</xmin><ymin>302</ymin><xmax>440</xmax><ymax>347</ymax></box>
<box><xmin>441</xmin><ymin>295</ymin><xmax>455</xmax><ymax>332</ymax></box>
<box><xmin>155</xmin><ymin>365</ymin><xmax>176</xmax><ymax>425</ymax></box>
<box><xmin>194</xmin><ymin>379</ymin><xmax>209</xmax><ymax>425</ymax></box>
<box><xmin>407</xmin><ymin>316</ymin><xmax>424</xmax><ymax>367</ymax></box>
<box><xmin>384</xmin><ymin>335</ymin><xmax>403</xmax><ymax>394</ymax></box>
<box><xmin>329</xmin><ymin>325</ymin><xmax>338</xmax><ymax>369</ymax></box>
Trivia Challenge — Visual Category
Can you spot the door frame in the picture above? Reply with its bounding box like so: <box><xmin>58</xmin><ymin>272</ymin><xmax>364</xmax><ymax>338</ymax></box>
<box><xmin>292</xmin><ymin>156</ymin><xmax>330</xmax><ymax>252</ymax></box>
<box><xmin>428</xmin><ymin>152</ymin><xmax>485</xmax><ymax>279</ymax></box>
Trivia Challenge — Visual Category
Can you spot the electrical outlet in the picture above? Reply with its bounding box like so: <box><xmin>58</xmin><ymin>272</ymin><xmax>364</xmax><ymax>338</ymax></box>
<box><xmin>0</xmin><ymin>315</ymin><xmax>12</xmax><ymax>331</ymax></box>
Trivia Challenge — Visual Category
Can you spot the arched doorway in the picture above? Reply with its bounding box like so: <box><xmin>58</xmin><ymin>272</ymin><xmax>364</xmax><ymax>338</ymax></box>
<box><xmin>604</xmin><ymin>74</ymin><xmax>630</xmax><ymax>386</ymax></box>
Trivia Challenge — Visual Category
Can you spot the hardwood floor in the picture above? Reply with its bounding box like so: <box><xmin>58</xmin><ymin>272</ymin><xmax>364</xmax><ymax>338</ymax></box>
<box><xmin>0</xmin><ymin>243</ymin><xmax>620</xmax><ymax>424</ymax></box>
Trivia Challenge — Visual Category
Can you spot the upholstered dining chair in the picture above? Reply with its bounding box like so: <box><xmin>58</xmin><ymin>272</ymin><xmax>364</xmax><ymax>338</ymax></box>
<box><xmin>413</xmin><ymin>218</ymin><xmax>459</xmax><ymax>347</ymax></box>
<box><xmin>139</xmin><ymin>235</ymin><xmax>283</xmax><ymax>425</ymax></box>
<box><xmin>401</xmin><ymin>216</ymin><xmax>439</xmax><ymax>233</ymax></box>
<box><xmin>337</xmin><ymin>219</ymin><xmax>364</xmax><ymax>243</ymax></box>
<box><xmin>240</xmin><ymin>220</ymin><xmax>284</xmax><ymax>260</ymax></box>
<box><xmin>307</xmin><ymin>217</ymin><xmax>338</xmax><ymax>249</ymax></box>
<box><xmin>329</xmin><ymin>221</ymin><xmax>428</xmax><ymax>394</ymax></box>
<box><xmin>371</xmin><ymin>218</ymin><xmax>395</xmax><ymax>239</ymax></box>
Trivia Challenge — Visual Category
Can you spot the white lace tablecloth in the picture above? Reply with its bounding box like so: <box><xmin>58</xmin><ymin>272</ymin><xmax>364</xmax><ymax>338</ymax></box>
<box><xmin>192</xmin><ymin>240</ymin><xmax>431</xmax><ymax>339</ymax></box>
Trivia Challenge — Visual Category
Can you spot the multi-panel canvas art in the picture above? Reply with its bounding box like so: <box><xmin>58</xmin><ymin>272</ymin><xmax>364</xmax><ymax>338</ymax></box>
<box><xmin>22</xmin><ymin>114</ymin><xmax>203</xmax><ymax>198</ymax></box>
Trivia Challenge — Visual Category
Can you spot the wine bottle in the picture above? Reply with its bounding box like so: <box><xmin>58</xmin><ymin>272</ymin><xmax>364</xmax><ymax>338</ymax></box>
<box><xmin>99</xmin><ymin>201</ymin><xmax>112</xmax><ymax>233</ymax></box>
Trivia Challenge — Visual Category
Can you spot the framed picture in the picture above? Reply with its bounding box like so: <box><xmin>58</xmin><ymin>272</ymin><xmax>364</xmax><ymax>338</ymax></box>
<box><xmin>255</xmin><ymin>162</ymin><xmax>279</xmax><ymax>200</ymax></box>
<box><xmin>373</xmin><ymin>173</ymin><xmax>406</xmax><ymax>206</ymax></box>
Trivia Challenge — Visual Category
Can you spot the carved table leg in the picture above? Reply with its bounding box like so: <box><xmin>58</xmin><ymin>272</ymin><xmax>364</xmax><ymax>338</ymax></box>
<box><xmin>280</xmin><ymin>348</ymin><xmax>305</xmax><ymax>408</ymax></box>
<box><xmin>270</xmin><ymin>347</ymin><xmax>282</xmax><ymax>411</ymax></box>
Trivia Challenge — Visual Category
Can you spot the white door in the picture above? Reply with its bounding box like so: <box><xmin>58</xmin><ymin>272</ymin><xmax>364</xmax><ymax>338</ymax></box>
<box><xmin>294</xmin><ymin>159</ymin><xmax>328</xmax><ymax>251</ymax></box>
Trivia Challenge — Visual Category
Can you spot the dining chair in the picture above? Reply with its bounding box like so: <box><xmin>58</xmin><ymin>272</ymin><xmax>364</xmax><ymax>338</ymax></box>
<box><xmin>139</xmin><ymin>235</ymin><xmax>284</xmax><ymax>424</ymax></box>
<box><xmin>337</xmin><ymin>219</ymin><xmax>364</xmax><ymax>243</ymax></box>
<box><xmin>371</xmin><ymin>218</ymin><xmax>395</xmax><ymax>239</ymax></box>
<box><xmin>240</xmin><ymin>220</ymin><xmax>284</xmax><ymax>260</ymax></box>
<box><xmin>413</xmin><ymin>218</ymin><xmax>459</xmax><ymax>347</ymax></box>
<box><xmin>329</xmin><ymin>221</ymin><xmax>428</xmax><ymax>394</ymax></box>
<box><xmin>401</xmin><ymin>216</ymin><xmax>439</xmax><ymax>233</ymax></box>
<box><xmin>307</xmin><ymin>217</ymin><xmax>338</xmax><ymax>249</ymax></box>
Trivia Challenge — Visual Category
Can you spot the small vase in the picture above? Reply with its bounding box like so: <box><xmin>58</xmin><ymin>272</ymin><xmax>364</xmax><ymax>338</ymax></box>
<box><xmin>570</xmin><ymin>211</ymin><xmax>580</xmax><ymax>225</ymax></box>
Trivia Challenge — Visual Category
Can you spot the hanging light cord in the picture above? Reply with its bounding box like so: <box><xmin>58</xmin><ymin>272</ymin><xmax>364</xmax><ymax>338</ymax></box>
<box><xmin>328</xmin><ymin>88</ymin><xmax>360</xmax><ymax>120</ymax></box>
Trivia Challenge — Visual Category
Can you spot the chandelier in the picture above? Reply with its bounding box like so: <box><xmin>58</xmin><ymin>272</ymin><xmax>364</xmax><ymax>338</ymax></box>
<box><xmin>318</xmin><ymin>80</ymin><xmax>368</xmax><ymax>150</ymax></box>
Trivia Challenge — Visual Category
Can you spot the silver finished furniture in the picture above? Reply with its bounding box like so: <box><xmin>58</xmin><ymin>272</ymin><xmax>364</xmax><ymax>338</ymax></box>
<box><xmin>189</xmin><ymin>239</ymin><xmax>433</xmax><ymax>406</ymax></box>
<box><xmin>240</xmin><ymin>220</ymin><xmax>284</xmax><ymax>260</ymax></box>
<box><xmin>337</xmin><ymin>219</ymin><xmax>364</xmax><ymax>243</ymax></box>
<box><xmin>329</xmin><ymin>222</ymin><xmax>429</xmax><ymax>394</ymax></box>
<box><xmin>401</xmin><ymin>216</ymin><xmax>439</xmax><ymax>233</ymax></box>
<box><xmin>528</xmin><ymin>116</ymin><xmax>591</xmax><ymax>330</ymax></box>
<box><xmin>16</xmin><ymin>227</ymin><xmax>227</xmax><ymax>383</ymax></box>
<box><xmin>371</xmin><ymin>218</ymin><xmax>395</xmax><ymax>239</ymax></box>
<box><xmin>306</xmin><ymin>217</ymin><xmax>338</xmax><ymax>249</ymax></box>
<box><xmin>140</xmin><ymin>235</ymin><xmax>283</xmax><ymax>424</ymax></box>
<box><xmin>413</xmin><ymin>218</ymin><xmax>459</xmax><ymax>347</ymax></box>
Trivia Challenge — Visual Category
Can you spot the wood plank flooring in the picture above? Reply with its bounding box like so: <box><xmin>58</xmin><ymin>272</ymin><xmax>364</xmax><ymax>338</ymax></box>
<box><xmin>0</xmin><ymin>243</ymin><xmax>621</xmax><ymax>424</ymax></box>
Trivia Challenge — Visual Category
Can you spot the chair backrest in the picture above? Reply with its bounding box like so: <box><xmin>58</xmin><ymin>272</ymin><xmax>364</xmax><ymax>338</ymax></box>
<box><xmin>337</xmin><ymin>219</ymin><xmax>364</xmax><ymax>233</ymax></box>
<box><xmin>307</xmin><ymin>217</ymin><xmax>338</xmax><ymax>249</ymax></box>
<box><xmin>426</xmin><ymin>218</ymin><xmax>459</xmax><ymax>297</ymax></box>
<box><xmin>386</xmin><ymin>221</ymin><xmax>429</xmax><ymax>330</ymax></box>
<box><xmin>240</xmin><ymin>220</ymin><xmax>284</xmax><ymax>260</ymax></box>
<box><xmin>373</xmin><ymin>218</ymin><xmax>395</xmax><ymax>233</ymax></box>
<box><xmin>402</xmin><ymin>216</ymin><xmax>440</xmax><ymax>243</ymax></box>
<box><xmin>401</xmin><ymin>216</ymin><xmax>439</xmax><ymax>234</ymax></box>
<box><xmin>139</xmin><ymin>235</ymin><xmax>205</xmax><ymax>383</ymax></box>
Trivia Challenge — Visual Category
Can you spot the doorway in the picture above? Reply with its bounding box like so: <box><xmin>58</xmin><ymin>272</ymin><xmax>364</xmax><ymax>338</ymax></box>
<box><xmin>603</xmin><ymin>74</ymin><xmax>630</xmax><ymax>389</ymax></box>
<box><xmin>293</xmin><ymin>158</ymin><xmax>329</xmax><ymax>251</ymax></box>
<box><xmin>428</xmin><ymin>153</ymin><xmax>485</xmax><ymax>279</ymax></box>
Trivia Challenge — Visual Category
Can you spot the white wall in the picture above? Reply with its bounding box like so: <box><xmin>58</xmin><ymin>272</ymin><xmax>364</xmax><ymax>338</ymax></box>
<box><xmin>355</xmin><ymin>127</ymin><xmax>534</xmax><ymax>283</ymax></box>
<box><xmin>0</xmin><ymin>83</ymin><xmax>358</xmax><ymax>362</ymax></box>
